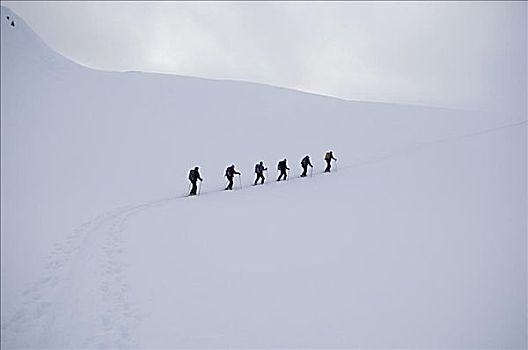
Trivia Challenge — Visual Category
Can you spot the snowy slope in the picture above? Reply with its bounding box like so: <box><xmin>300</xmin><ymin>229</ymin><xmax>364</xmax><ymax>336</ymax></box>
<box><xmin>1</xmin><ymin>6</ymin><xmax>526</xmax><ymax>348</ymax></box>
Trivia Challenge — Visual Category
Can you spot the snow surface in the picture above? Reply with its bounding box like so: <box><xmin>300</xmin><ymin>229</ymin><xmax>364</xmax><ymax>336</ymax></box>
<box><xmin>1</xmin><ymin>6</ymin><xmax>527</xmax><ymax>349</ymax></box>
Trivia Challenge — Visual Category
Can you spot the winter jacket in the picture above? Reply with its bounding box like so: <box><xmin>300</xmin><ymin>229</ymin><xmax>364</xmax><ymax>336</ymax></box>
<box><xmin>226</xmin><ymin>166</ymin><xmax>240</xmax><ymax>178</ymax></box>
<box><xmin>277</xmin><ymin>160</ymin><xmax>289</xmax><ymax>171</ymax></box>
<box><xmin>188</xmin><ymin>169</ymin><xmax>202</xmax><ymax>182</ymax></box>
<box><xmin>255</xmin><ymin>163</ymin><xmax>267</xmax><ymax>174</ymax></box>
<box><xmin>301</xmin><ymin>156</ymin><xmax>313</xmax><ymax>167</ymax></box>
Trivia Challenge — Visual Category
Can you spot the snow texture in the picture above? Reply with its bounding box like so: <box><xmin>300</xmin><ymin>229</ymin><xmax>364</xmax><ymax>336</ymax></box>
<box><xmin>1</xmin><ymin>6</ymin><xmax>526</xmax><ymax>349</ymax></box>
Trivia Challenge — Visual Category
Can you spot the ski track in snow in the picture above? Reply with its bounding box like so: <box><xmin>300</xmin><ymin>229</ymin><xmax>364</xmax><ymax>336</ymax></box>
<box><xmin>1</xmin><ymin>198</ymin><xmax>175</xmax><ymax>348</ymax></box>
<box><xmin>1</xmin><ymin>119</ymin><xmax>525</xmax><ymax>348</ymax></box>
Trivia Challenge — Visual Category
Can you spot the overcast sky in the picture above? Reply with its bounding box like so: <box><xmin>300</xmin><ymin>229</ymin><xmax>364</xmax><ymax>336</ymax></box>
<box><xmin>2</xmin><ymin>1</ymin><xmax>527</xmax><ymax>112</ymax></box>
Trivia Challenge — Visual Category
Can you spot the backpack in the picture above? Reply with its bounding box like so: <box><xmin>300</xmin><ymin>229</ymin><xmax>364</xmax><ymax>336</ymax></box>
<box><xmin>225</xmin><ymin>167</ymin><xmax>230</xmax><ymax>177</ymax></box>
<box><xmin>325</xmin><ymin>152</ymin><xmax>332</xmax><ymax>160</ymax></box>
<box><xmin>188</xmin><ymin>170</ymin><xmax>195</xmax><ymax>181</ymax></box>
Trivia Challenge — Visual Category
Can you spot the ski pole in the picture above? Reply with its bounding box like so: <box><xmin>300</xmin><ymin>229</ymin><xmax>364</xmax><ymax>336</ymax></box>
<box><xmin>198</xmin><ymin>180</ymin><xmax>202</xmax><ymax>196</ymax></box>
<box><xmin>310</xmin><ymin>166</ymin><xmax>313</xmax><ymax>177</ymax></box>
<box><xmin>238</xmin><ymin>174</ymin><xmax>242</xmax><ymax>189</ymax></box>
<box><xmin>335</xmin><ymin>159</ymin><xmax>338</xmax><ymax>172</ymax></box>
<box><xmin>187</xmin><ymin>182</ymin><xmax>192</xmax><ymax>196</ymax></box>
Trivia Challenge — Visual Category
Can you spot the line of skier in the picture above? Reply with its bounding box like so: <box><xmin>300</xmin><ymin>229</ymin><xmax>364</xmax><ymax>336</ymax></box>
<box><xmin>187</xmin><ymin>151</ymin><xmax>337</xmax><ymax>196</ymax></box>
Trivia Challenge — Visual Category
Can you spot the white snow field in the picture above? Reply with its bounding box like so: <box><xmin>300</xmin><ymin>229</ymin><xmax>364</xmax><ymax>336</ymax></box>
<box><xmin>1</xmin><ymin>6</ymin><xmax>526</xmax><ymax>349</ymax></box>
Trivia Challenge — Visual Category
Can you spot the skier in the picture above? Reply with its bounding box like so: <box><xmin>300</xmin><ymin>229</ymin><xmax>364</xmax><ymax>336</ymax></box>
<box><xmin>225</xmin><ymin>164</ymin><xmax>241</xmax><ymax>190</ymax></box>
<box><xmin>324</xmin><ymin>151</ymin><xmax>337</xmax><ymax>172</ymax></box>
<box><xmin>188</xmin><ymin>166</ymin><xmax>203</xmax><ymax>196</ymax></box>
<box><xmin>254</xmin><ymin>161</ymin><xmax>268</xmax><ymax>185</ymax></box>
<box><xmin>277</xmin><ymin>158</ymin><xmax>290</xmax><ymax>181</ymax></box>
<box><xmin>300</xmin><ymin>155</ymin><xmax>313</xmax><ymax>177</ymax></box>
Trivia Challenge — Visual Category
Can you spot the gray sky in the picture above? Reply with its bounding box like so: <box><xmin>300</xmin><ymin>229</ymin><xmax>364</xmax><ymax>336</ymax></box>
<box><xmin>2</xmin><ymin>1</ymin><xmax>527</xmax><ymax>111</ymax></box>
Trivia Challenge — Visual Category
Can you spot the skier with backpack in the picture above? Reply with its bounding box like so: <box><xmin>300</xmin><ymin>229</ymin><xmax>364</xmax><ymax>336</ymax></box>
<box><xmin>324</xmin><ymin>151</ymin><xmax>337</xmax><ymax>172</ymax></box>
<box><xmin>254</xmin><ymin>161</ymin><xmax>268</xmax><ymax>185</ymax></box>
<box><xmin>300</xmin><ymin>155</ymin><xmax>313</xmax><ymax>177</ymax></box>
<box><xmin>188</xmin><ymin>166</ymin><xmax>203</xmax><ymax>196</ymax></box>
<box><xmin>277</xmin><ymin>158</ymin><xmax>290</xmax><ymax>181</ymax></box>
<box><xmin>225</xmin><ymin>164</ymin><xmax>241</xmax><ymax>190</ymax></box>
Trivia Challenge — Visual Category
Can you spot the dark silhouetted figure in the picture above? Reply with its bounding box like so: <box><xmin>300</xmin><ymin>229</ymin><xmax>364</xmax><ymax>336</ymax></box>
<box><xmin>11</xmin><ymin>20</ymin><xmax>15</xmax><ymax>27</ymax></box>
<box><xmin>300</xmin><ymin>155</ymin><xmax>313</xmax><ymax>177</ymax></box>
<box><xmin>277</xmin><ymin>158</ymin><xmax>289</xmax><ymax>181</ymax></box>
<box><xmin>324</xmin><ymin>151</ymin><xmax>337</xmax><ymax>172</ymax></box>
<box><xmin>188</xmin><ymin>166</ymin><xmax>203</xmax><ymax>196</ymax></box>
<box><xmin>225</xmin><ymin>165</ymin><xmax>240</xmax><ymax>190</ymax></box>
<box><xmin>254</xmin><ymin>161</ymin><xmax>268</xmax><ymax>185</ymax></box>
